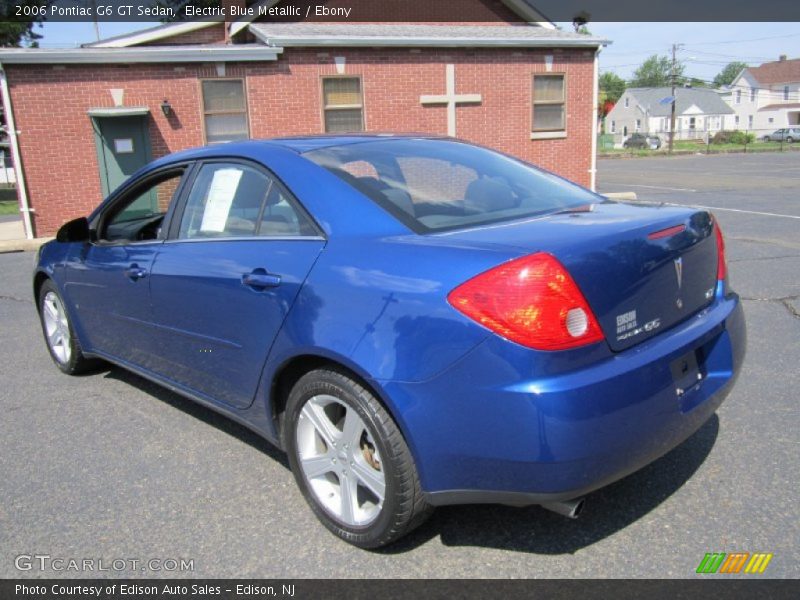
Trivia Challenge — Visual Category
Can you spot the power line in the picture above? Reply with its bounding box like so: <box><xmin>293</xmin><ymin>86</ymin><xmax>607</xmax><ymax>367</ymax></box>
<box><xmin>685</xmin><ymin>49</ymin><xmax>777</xmax><ymax>61</ymax></box>
<box><xmin>683</xmin><ymin>32</ymin><xmax>800</xmax><ymax>46</ymax></box>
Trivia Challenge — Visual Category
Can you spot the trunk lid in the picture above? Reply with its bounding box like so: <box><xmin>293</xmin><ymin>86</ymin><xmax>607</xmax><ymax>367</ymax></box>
<box><xmin>436</xmin><ymin>201</ymin><xmax>719</xmax><ymax>351</ymax></box>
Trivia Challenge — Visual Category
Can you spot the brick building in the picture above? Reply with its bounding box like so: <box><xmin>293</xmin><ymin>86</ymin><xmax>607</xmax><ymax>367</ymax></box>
<box><xmin>0</xmin><ymin>0</ymin><xmax>608</xmax><ymax>238</ymax></box>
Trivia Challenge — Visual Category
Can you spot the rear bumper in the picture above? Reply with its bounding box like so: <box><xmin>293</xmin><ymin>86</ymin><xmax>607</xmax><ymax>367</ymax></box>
<box><xmin>379</xmin><ymin>290</ymin><xmax>746</xmax><ymax>505</ymax></box>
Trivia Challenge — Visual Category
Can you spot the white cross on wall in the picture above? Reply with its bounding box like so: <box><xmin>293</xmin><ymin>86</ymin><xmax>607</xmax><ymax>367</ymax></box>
<box><xmin>420</xmin><ymin>64</ymin><xmax>482</xmax><ymax>137</ymax></box>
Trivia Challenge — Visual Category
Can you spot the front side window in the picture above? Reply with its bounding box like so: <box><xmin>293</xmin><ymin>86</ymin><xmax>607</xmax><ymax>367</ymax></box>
<box><xmin>178</xmin><ymin>163</ymin><xmax>315</xmax><ymax>239</ymax></box>
<box><xmin>305</xmin><ymin>138</ymin><xmax>598</xmax><ymax>233</ymax></box>
<box><xmin>101</xmin><ymin>171</ymin><xmax>185</xmax><ymax>242</ymax></box>
<box><xmin>322</xmin><ymin>77</ymin><xmax>364</xmax><ymax>133</ymax></box>
<box><xmin>202</xmin><ymin>79</ymin><xmax>249</xmax><ymax>144</ymax></box>
<box><xmin>532</xmin><ymin>74</ymin><xmax>566</xmax><ymax>133</ymax></box>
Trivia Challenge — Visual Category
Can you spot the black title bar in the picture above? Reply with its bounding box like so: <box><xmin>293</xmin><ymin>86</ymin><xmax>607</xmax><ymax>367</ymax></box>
<box><xmin>1</xmin><ymin>579</ymin><xmax>799</xmax><ymax>600</ymax></box>
<box><xmin>4</xmin><ymin>0</ymin><xmax>800</xmax><ymax>23</ymax></box>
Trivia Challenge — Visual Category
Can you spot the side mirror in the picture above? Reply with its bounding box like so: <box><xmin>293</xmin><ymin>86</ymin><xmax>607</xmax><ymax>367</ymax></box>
<box><xmin>56</xmin><ymin>217</ymin><xmax>91</xmax><ymax>243</ymax></box>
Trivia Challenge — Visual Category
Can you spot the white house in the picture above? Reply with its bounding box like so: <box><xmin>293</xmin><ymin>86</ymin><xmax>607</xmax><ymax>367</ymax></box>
<box><xmin>721</xmin><ymin>55</ymin><xmax>800</xmax><ymax>135</ymax></box>
<box><xmin>606</xmin><ymin>86</ymin><xmax>734</xmax><ymax>143</ymax></box>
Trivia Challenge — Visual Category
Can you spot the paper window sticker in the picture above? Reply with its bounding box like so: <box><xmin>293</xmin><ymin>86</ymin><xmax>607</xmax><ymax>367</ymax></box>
<box><xmin>200</xmin><ymin>168</ymin><xmax>244</xmax><ymax>233</ymax></box>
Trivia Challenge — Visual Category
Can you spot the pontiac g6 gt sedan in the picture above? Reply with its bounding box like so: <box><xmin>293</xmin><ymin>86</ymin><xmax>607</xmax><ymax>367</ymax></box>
<box><xmin>34</xmin><ymin>136</ymin><xmax>746</xmax><ymax>548</ymax></box>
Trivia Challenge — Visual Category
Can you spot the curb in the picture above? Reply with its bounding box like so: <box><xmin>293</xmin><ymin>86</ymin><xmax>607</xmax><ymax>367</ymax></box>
<box><xmin>603</xmin><ymin>192</ymin><xmax>638</xmax><ymax>201</ymax></box>
<box><xmin>0</xmin><ymin>237</ymin><xmax>53</xmax><ymax>254</ymax></box>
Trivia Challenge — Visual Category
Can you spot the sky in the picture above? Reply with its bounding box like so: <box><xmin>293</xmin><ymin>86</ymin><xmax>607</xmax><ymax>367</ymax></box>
<box><xmin>36</xmin><ymin>21</ymin><xmax>800</xmax><ymax>83</ymax></box>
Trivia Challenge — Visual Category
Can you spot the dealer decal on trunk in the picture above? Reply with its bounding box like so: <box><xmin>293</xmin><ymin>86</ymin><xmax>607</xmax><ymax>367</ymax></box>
<box><xmin>615</xmin><ymin>309</ymin><xmax>661</xmax><ymax>342</ymax></box>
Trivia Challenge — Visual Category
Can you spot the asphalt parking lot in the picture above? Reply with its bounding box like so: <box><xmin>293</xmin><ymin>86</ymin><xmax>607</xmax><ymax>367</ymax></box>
<box><xmin>0</xmin><ymin>152</ymin><xmax>798</xmax><ymax>578</ymax></box>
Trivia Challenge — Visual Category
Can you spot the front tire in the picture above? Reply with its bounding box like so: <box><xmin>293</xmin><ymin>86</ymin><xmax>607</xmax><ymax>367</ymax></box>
<box><xmin>38</xmin><ymin>279</ymin><xmax>98</xmax><ymax>375</ymax></box>
<box><xmin>284</xmin><ymin>368</ymin><xmax>432</xmax><ymax>548</ymax></box>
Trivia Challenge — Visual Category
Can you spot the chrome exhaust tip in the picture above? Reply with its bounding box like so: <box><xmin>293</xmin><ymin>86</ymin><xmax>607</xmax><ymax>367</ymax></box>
<box><xmin>540</xmin><ymin>497</ymin><xmax>585</xmax><ymax>519</ymax></box>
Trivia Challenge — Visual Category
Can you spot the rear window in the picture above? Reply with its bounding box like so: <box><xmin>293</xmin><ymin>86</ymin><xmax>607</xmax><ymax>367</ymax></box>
<box><xmin>303</xmin><ymin>138</ymin><xmax>599</xmax><ymax>233</ymax></box>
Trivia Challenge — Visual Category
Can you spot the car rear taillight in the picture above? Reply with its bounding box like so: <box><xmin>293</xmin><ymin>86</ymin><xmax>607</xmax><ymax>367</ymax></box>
<box><xmin>713</xmin><ymin>217</ymin><xmax>727</xmax><ymax>280</ymax></box>
<box><xmin>447</xmin><ymin>253</ymin><xmax>605</xmax><ymax>351</ymax></box>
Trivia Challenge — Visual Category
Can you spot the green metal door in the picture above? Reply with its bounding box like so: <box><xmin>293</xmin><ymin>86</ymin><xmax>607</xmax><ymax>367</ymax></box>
<box><xmin>93</xmin><ymin>115</ymin><xmax>152</xmax><ymax>210</ymax></box>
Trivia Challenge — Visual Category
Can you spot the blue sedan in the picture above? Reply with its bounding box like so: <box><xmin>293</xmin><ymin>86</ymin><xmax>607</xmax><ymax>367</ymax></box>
<box><xmin>34</xmin><ymin>135</ymin><xmax>745</xmax><ymax>548</ymax></box>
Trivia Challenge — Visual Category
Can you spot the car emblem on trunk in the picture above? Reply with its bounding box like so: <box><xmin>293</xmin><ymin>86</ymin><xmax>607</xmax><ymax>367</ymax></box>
<box><xmin>674</xmin><ymin>257</ymin><xmax>683</xmax><ymax>289</ymax></box>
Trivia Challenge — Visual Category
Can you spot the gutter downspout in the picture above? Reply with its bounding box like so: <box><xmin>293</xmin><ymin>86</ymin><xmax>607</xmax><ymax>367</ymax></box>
<box><xmin>590</xmin><ymin>47</ymin><xmax>600</xmax><ymax>192</ymax></box>
<box><xmin>0</xmin><ymin>62</ymin><xmax>33</xmax><ymax>239</ymax></box>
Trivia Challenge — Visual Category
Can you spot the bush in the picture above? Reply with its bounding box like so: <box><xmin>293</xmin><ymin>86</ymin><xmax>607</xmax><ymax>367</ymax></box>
<box><xmin>712</xmin><ymin>130</ymin><xmax>755</xmax><ymax>145</ymax></box>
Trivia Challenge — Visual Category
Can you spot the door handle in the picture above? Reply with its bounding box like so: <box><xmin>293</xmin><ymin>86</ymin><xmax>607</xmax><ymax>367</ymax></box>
<box><xmin>123</xmin><ymin>264</ymin><xmax>148</xmax><ymax>281</ymax></box>
<box><xmin>242</xmin><ymin>269</ymin><xmax>281</xmax><ymax>290</ymax></box>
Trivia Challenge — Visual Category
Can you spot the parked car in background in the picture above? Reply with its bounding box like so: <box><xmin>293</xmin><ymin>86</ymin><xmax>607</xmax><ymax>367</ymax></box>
<box><xmin>762</xmin><ymin>127</ymin><xmax>800</xmax><ymax>142</ymax></box>
<box><xmin>34</xmin><ymin>135</ymin><xmax>745</xmax><ymax>548</ymax></box>
<box><xmin>623</xmin><ymin>133</ymin><xmax>662</xmax><ymax>150</ymax></box>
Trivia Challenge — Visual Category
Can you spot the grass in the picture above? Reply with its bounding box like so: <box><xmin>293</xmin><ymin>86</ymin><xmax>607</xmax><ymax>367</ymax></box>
<box><xmin>0</xmin><ymin>200</ymin><xmax>19</xmax><ymax>216</ymax></box>
<box><xmin>599</xmin><ymin>140</ymin><xmax>800</xmax><ymax>158</ymax></box>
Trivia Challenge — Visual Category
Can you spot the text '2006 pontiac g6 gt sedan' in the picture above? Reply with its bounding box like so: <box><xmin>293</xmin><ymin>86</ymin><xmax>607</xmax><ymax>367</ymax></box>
<box><xmin>34</xmin><ymin>135</ymin><xmax>745</xmax><ymax>548</ymax></box>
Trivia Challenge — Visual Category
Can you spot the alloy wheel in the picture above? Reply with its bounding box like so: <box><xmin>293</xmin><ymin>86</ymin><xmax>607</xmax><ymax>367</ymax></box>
<box><xmin>42</xmin><ymin>291</ymin><xmax>71</xmax><ymax>364</ymax></box>
<box><xmin>295</xmin><ymin>394</ymin><xmax>386</xmax><ymax>527</ymax></box>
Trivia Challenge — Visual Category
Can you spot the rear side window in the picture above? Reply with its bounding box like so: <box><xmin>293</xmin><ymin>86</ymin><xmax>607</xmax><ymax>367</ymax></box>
<box><xmin>304</xmin><ymin>139</ymin><xmax>598</xmax><ymax>233</ymax></box>
<box><xmin>178</xmin><ymin>163</ymin><xmax>317</xmax><ymax>239</ymax></box>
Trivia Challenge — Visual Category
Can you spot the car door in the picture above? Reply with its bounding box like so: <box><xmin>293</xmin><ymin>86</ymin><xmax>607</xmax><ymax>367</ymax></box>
<box><xmin>147</xmin><ymin>160</ymin><xmax>325</xmax><ymax>409</ymax></box>
<box><xmin>64</xmin><ymin>166</ymin><xmax>190</xmax><ymax>365</ymax></box>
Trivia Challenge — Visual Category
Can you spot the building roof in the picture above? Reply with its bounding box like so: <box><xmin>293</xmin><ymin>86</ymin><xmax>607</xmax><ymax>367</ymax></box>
<box><xmin>249</xmin><ymin>23</ymin><xmax>608</xmax><ymax>48</ymax></box>
<box><xmin>85</xmin><ymin>18</ymin><xmax>223</xmax><ymax>48</ymax></box>
<box><xmin>626</xmin><ymin>87</ymin><xmax>734</xmax><ymax>116</ymax></box>
<box><xmin>745</xmin><ymin>57</ymin><xmax>800</xmax><ymax>85</ymax></box>
<box><xmin>87</xmin><ymin>0</ymin><xmax>558</xmax><ymax>48</ymax></box>
<box><xmin>758</xmin><ymin>102</ymin><xmax>800</xmax><ymax>111</ymax></box>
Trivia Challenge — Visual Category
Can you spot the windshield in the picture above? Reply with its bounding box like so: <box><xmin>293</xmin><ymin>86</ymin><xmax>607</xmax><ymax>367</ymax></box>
<box><xmin>303</xmin><ymin>138</ymin><xmax>599</xmax><ymax>233</ymax></box>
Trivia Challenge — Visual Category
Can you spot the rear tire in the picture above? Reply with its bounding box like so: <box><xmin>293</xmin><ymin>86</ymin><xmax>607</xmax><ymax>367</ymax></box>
<box><xmin>284</xmin><ymin>368</ymin><xmax>432</xmax><ymax>548</ymax></box>
<box><xmin>38</xmin><ymin>279</ymin><xmax>99</xmax><ymax>375</ymax></box>
<box><xmin>787</xmin><ymin>137</ymin><xmax>794</xmax><ymax>143</ymax></box>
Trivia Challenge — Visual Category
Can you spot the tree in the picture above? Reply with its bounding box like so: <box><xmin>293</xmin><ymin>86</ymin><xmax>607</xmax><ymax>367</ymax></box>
<box><xmin>0</xmin><ymin>1</ymin><xmax>49</xmax><ymax>47</ymax></box>
<box><xmin>713</xmin><ymin>62</ymin><xmax>748</xmax><ymax>87</ymax></box>
<box><xmin>572</xmin><ymin>11</ymin><xmax>591</xmax><ymax>35</ymax></box>
<box><xmin>630</xmin><ymin>55</ymin><xmax>684</xmax><ymax>88</ymax></box>
<box><xmin>599</xmin><ymin>72</ymin><xmax>626</xmax><ymax>104</ymax></box>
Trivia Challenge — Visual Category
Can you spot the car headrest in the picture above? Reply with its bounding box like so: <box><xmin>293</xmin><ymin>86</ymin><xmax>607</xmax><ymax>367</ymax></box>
<box><xmin>234</xmin><ymin>171</ymin><xmax>269</xmax><ymax>209</ymax></box>
<box><xmin>465</xmin><ymin>178</ymin><xmax>517</xmax><ymax>212</ymax></box>
<box><xmin>382</xmin><ymin>189</ymin><xmax>415</xmax><ymax>216</ymax></box>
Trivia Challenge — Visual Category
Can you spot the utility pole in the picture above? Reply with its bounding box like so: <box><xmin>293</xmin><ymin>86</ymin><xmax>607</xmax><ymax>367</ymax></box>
<box><xmin>89</xmin><ymin>0</ymin><xmax>100</xmax><ymax>42</ymax></box>
<box><xmin>668</xmin><ymin>43</ymin><xmax>683</xmax><ymax>154</ymax></box>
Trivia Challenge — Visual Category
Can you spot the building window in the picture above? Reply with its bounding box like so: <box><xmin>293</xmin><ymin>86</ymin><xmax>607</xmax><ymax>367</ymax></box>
<box><xmin>769</xmin><ymin>117</ymin><xmax>774</xmax><ymax>123</ymax></box>
<box><xmin>748</xmin><ymin>115</ymin><xmax>753</xmax><ymax>128</ymax></box>
<box><xmin>532</xmin><ymin>74</ymin><xmax>566</xmax><ymax>133</ymax></box>
<box><xmin>624</xmin><ymin>96</ymin><xmax>629</xmax><ymax>108</ymax></box>
<box><xmin>735</xmin><ymin>89</ymin><xmax>741</xmax><ymax>104</ymax></box>
<box><xmin>635</xmin><ymin>119</ymin><xmax>641</xmax><ymax>132</ymax></box>
<box><xmin>735</xmin><ymin>115</ymin><xmax>740</xmax><ymax>126</ymax></box>
<box><xmin>322</xmin><ymin>77</ymin><xmax>364</xmax><ymax>133</ymax></box>
<box><xmin>784</xmin><ymin>86</ymin><xmax>790</xmax><ymax>101</ymax></box>
<box><xmin>610</xmin><ymin>120</ymin><xmax>616</xmax><ymax>133</ymax></box>
<box><xmin>750</xmin><ymin>88</ymin><xmax>757</xmax><ymax>102</ymax></box>
<box><xmin>201</xmin><ymin>79</ymin><xmax>249</xmax><ymax>144</ymax></box>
